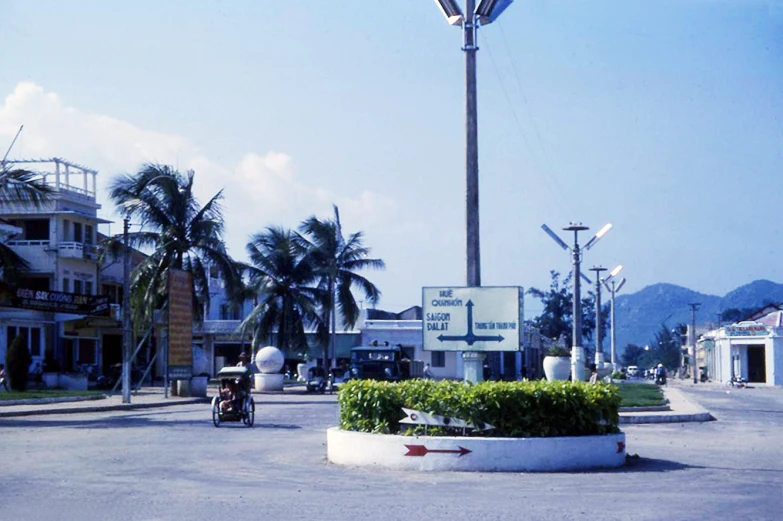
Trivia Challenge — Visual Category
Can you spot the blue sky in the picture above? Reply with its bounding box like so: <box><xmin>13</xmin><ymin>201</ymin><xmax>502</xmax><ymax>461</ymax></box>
<box><xmin>2</xmin><ymin>0</ymin><xmax>782</xmax><ymax>315</ymax></box>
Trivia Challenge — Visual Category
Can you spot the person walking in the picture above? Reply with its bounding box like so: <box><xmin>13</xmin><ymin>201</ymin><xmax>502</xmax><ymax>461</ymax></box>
<box><xmin>0</xmin><ymin>364</ymin><xmax>10</xmax><ymax>391</ymax></box>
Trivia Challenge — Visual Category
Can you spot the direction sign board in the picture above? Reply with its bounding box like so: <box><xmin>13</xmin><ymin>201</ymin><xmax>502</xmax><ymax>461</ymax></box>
<box><xmin>422</xmin><ymin>286</ymin><xmax>523</xmax><ymax>352</ymax></box>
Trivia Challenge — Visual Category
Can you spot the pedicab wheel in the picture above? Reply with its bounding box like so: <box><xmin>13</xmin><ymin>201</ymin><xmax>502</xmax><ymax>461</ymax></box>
<box><xmin>245</xmin><ymin>396</ymin><xmax>255</xmax><ymax>427</ymax></box>
<box><xmin>211</xmin><ymin>397</ymin><xmax>220</xmax><ymax>428</ymax></box>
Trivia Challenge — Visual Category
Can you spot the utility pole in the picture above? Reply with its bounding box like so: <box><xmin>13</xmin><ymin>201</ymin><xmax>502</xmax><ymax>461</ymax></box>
<box><xmin>602</xmin><ymin>266</ymin><xmax>625</xmax><ymax>373</ymax></box>
<box><xmin>689</xmin><ymin>302</ymin><xmax>701</xmax><ymax>384</ymax></box>
<box><xmin>122</xmin><ymin>216</ymin><xmax>131</xmax><ymax>404</ymax></box>
<box><xmin>590</xmin><ymin>266</ymin><xmax>607</xmax><ymax>369</ymax></box>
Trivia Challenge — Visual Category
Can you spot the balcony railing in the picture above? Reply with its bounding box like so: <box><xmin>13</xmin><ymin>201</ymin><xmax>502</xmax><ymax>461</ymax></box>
<box><xmin>6</xmin><ymin>239</ymin><xmax>50</xmax><ymax>247</ymax></box>
<box><xmin>56</xmin><ymin>242</ymin><xmax>99</xmax><ymax>261</ymax></box>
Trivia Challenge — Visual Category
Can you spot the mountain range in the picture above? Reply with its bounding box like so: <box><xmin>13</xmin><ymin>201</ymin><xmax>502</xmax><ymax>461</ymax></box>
<box><xmin>612</xmin><ymin>279</ymin><xmax>783</xmax><ymax>352</ymax></box>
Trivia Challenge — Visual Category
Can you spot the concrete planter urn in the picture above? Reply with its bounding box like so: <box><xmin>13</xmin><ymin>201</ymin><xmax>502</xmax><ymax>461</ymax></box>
<box><xmin>42</xmin><ymin>372</ymin><xmax>59</xmax><ymax>389</ymax></box>
<box><xmin>59</xmin><ymin>373</ymin><xmax>88</xmax><ymax>391</ymax></box>
<box><xmin>543</xmin><ymin>356</ymin><xmax>571</xmax><ymax>381</ymax></box>
<box><xmin>190</xmin><ymin>376</ymin><xmax>208</xmax><ymax>397</ymax></box>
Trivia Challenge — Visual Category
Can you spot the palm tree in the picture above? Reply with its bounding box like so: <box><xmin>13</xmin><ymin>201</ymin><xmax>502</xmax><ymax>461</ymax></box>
<box><xmin>0</xmin><ymin>163</ymin><xmax>53</xmax><ymax>208</ymax></box>
<box><xmin>108</xmin><ymin>164</ymin><xmax>241</xmax><ymax>326</ymax></box>
<box><xmin>0</xmin><ymin>163</ymin><xmax>53</xmax><ymax>283</ymax></box>
<box><xmin>297</xmin><ymin>205</ymin><xmax>385</xmax><ymax>370</ymax></box>
<box><xmin>240</xmin><ymin>226</ymin><xmax>325</xmax><ymax>356</ymax></box>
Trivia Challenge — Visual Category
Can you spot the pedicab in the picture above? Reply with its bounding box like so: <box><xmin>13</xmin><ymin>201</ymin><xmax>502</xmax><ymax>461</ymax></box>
<box><xmin>211</xmin><ymin>366</ymin><xmax>255</xmax><ymax>427</ymax></box>
<box><xmin>306</xmin><ymin>366</ymin><xmax>327</xmax><ymax>393</ymax></box>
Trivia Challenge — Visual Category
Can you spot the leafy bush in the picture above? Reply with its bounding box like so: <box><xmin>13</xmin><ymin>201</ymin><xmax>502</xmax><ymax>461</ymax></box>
<box><xmin>338</xmin><ymin>379</ymin><xmax>620</xmax><ymax>438</ymax></box>
<box><xmin>5</xmin><ymin>335</ymin><xmax>32</xmax><ymax>391</ymax></box>
<box><xmin>610</xmin><ymin>371</ymin><xmax>626</xmax><ymax>380</ymax></box>
<box><xmin>546</xmin><ymin>345</ymin><xmax>571</xmax><ymax>357</ymax></box>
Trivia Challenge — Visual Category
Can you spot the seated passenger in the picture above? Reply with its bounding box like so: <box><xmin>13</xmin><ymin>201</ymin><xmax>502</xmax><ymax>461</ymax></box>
<box><xmin>220</xmin><ymin>380</ymin><xmax>238</xmax><ymax>411</ymax></box>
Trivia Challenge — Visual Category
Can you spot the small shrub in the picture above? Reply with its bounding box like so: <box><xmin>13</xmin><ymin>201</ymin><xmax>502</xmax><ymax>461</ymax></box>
<box><xmin>338</xmin><ymin>379</ymin><xmax>620</xmax><ymax>438</ymax></box>
<box><xmin>5</xmin><ymin>335</ymin><xmax>32</xmax><ymax>392</ymax></box>
<box><xmin>611</xmin><ymin>371</ymin><xmax>626</xmax><ymax>380</ymax></box>
<box><xmin>546</xmin><ymin>345</ymin><xmax>571</xmax><ymax>357</ymax></box>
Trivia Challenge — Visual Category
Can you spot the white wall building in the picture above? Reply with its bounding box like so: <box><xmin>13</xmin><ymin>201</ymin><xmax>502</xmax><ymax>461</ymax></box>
<box><xmin>699</xmin><ymin>309</ymin><xmax>783</xmax><ymax>386</ymax></box>
<box><xmin>1</xmin><ymin>159</ymin><xmax>117</xmax><ymax>376</ymax></box>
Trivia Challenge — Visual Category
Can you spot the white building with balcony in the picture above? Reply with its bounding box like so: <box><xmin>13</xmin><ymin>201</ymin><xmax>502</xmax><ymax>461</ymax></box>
<box><xmin>1</xmin><ymin>158</ymin><xmax>115</xmax><ymax>375</ymax></box>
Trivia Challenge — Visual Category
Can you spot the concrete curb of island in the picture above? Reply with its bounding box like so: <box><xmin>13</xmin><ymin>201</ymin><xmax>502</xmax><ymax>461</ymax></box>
<box><xmin>327</xmin><ymin>427</ymin><xmax>627</xmax><ymax>472</ymax></box>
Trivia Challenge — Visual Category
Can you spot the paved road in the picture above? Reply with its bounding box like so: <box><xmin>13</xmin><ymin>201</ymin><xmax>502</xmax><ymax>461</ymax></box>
<box><xmin>1</xmin><ymin>385</ymin><xmax>781</xmax><ymax>521</ymax></box>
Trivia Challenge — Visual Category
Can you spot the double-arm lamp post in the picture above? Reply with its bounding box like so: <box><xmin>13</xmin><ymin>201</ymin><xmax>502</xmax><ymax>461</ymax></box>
<box><xmin>542</xmin><ymin>223</ymin><xmax>612</xmax><ymax>382</ymax></box>
<box><xmin>602</xmin><ymin>266</ymin><xmax>625</xmax><ymax>373</ymax></box>
<box><xmin>587</xmin><ymin>267</ymin><xmax>607</xmax><ymax>369</ymax></box>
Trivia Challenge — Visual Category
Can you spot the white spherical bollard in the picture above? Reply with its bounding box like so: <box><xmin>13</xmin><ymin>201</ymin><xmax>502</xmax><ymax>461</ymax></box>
<box><xmin>254</xmin><ymin>346</ymin><xmax>285</xmax><ymax>392</ymax></box>
<box><xmin>192</xmin><ymin>346</ymin><xmax>209</xmax><ymax>375</ymax></box>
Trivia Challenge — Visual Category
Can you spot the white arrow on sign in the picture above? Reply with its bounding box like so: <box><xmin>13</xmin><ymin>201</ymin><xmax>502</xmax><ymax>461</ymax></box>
<box><xmin>399</xmin><ymin>407</ymin><xmax>494</xmax><ymax>431</ymax></box>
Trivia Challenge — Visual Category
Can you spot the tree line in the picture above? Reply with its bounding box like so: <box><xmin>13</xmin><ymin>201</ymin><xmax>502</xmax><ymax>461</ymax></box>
<box><xmin>2</xmin><ymin>162</ymin><xmax>385</xmax><ymax>371</ymax></box>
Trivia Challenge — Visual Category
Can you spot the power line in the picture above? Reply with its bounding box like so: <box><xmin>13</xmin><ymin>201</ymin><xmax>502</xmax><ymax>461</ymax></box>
<box><xmin>496</xmin><ymin>21</ymin><xmax>570</xmax><ymax>209</ymax></box>
<box><xmin>479</xmin><ymin>32</ymin><xmax>568</xmax><ymax>215</ymax></box>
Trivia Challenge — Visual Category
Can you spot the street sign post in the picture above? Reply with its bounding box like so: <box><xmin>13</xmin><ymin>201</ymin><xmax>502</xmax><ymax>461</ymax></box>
<box><xmin>422</xmin><ymin>286</ymin><xmax>523</xmax><ymax>352</ymax></box>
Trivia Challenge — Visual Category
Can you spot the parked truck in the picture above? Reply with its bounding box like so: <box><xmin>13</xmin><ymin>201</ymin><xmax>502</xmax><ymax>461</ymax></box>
<box><xmin>349</xmin><ymin>345</ymin><xmax>424</xmax><ymax>382</ymax></box>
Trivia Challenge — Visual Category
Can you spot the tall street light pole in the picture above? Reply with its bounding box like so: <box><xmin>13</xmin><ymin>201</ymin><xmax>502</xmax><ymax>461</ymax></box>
<box><xmin>464</xmin><ymin>0</ymin><xmax>480</xmax><ymax>288</ymax></box>
<box><xmin>433</xmin><ymin>0</ymin><xmax>514</xmax><ymax>382</ymax></box>
<box><xmin>602</xmin><ymin>266</ymin><xmax>625</xmax><ymax>373</ymax></box>
<box><xmin>542</xmin><ymin>222</ymin><xmax>612</xmax><ymax>382</ymax></box>
<box><xmin>689</xmin><ymin>302</ymin><xmax>701</xmax><ymax>384</ymax></box>
<box><xmin>589</xmin><ymin>266</ymin><xmax>607</xmax><ymax>369</ymax></box>
<box><xmin>122</xmin><ymin>216</ymin><xmax>131</xmax><ymax>404</ymax></box>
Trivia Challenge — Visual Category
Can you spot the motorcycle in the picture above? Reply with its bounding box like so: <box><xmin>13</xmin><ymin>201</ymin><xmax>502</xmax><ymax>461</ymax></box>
<box><xmin>727</xmin><ymin>375</ymin><xmax>747</xmax><ymax>388</ymax></box>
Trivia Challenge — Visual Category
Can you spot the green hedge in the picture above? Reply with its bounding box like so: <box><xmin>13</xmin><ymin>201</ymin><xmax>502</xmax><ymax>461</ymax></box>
<box><xmin>337</xmin><ymin>379</ymin><xmax>620</xmax><ymax>438</ymax></box>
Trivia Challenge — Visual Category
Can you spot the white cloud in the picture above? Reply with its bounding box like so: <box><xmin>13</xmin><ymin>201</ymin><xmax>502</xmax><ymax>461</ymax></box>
<box><xmin>0</xmin><ymin>81</ymin><xmax>397</xmax><ymax>261</ymax></box>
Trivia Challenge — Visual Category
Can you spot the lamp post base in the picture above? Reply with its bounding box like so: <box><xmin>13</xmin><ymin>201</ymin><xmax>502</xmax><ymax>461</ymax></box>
<box><xmin>571</xmin><ymin>346</ymin><xmax>586</xmax><ymax>382</ymax></box>
<box><xmin>462</xmin><ymin>352</ymin><xmax>485</xmax><ymax>383</ymax></box>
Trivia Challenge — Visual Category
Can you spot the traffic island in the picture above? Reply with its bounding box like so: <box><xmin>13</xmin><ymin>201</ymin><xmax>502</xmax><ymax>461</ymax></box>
<box><xmin>327</xmin><ymin>428</ymin><xmax>626</xmax><ymax>472</ymax></box>
<box><xmin>332</xmin><ymin>379</ymin><xmax>626</xmax><ymax>472</ymax></box>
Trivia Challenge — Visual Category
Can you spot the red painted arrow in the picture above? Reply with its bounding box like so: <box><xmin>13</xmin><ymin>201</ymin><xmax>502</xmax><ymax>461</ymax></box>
<box><xmin>404</xmin><ymin>444</ymin><xmax>472</xmax><ymax>457</ymax></box>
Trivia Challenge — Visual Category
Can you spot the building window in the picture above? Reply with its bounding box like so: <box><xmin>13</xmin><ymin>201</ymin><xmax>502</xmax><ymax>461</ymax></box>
<box><xmin>24</xmin><ymin>219</ymin><xmax>49</xmax><ymax>240</ymax></box>
<box><xmin>20</xmin><ymin>277</ymin><xmax>50</xmax><ymax>291</ymax></box>
<box><xmin>219</xmin><ymin>303</ymin><xmax>241</xmax><ymax>320</ymax></box>
<box><xmin>74</xmin><ymin>279</ymin><xmax>83</xmax><ymax>294</ymax></box>
<box><xmin>85</xmin><ymin>225</ymin><xmax>93</xmax><ymax>245</ymax></box>
<box><xmin>85</xmin><ymin>281</ymin><xmax>93</xmax><ymax>296</ymax></box>
<box><xmin>6</xmin><ymin>326</ymin><xmax>43</xmax><ymax>359</ymax></box>
<box><xmin>62</xmin><ymin>278</ymin><xmax>70</xmax><ymax>293</ymax></box>
<box><xmin>431</xmin><ymin>351</ymin><xmax>445</xmax><ymax>368</ymax></box>
<box><xmin>63</xmin><ymin>219</ymin><xmax>71</xmax><ymax>241</ymax></box>
<box><xmin>76</xmin><ymin>339</ymin><xmax>97</xmax><ymax>366</ymax></box>
<box><xmin>74</xmin><ymin>222</ymin><xmax>82</xmax><ymax>243</ymax></box>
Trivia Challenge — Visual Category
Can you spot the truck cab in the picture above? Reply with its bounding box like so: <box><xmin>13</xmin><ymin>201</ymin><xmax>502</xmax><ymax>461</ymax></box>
<box><xmin>350</xmin><ymin>345</ymin><xmax>403</xmax><ymax>381</ymax></box>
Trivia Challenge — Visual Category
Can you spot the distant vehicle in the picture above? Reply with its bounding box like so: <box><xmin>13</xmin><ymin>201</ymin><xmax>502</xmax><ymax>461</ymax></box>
<box><xmin>349</xmin><ymin>345</ymin><xmax>424</xmax><ymax>382</ymax></box>
<box><xmin>626</xmin><ymin>366</ymin><xmax>639</xmax><ymax>378</ymax></box>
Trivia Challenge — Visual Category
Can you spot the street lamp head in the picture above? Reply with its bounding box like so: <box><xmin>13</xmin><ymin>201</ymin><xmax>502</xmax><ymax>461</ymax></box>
<box><xmin>541</xmin><ymin>224</ymin><xmax>570</xmax><ymax>251</ymax></box>
<box><xmin>434</xmin><ymin>0</ymin><xmax>464</xmax><ymax>25</ymax></box>
<box><xmin>584</xmin><ymin>223</ymin><xmax>612</xmax><ymax>250</ymax></box>
<box><xmin>607</xmin><ymin>264</ymin><xmax>623</xmax><ymax>280</ymax></box>
<box><xmin>475</xmin><ymin>0</ymin><xmax>513</xmax><ymax>25</ymax></box>
<box><xmin>615</xmin><ymin>277</ymin><xmax>626</xmax><ymax>292</ymax></box>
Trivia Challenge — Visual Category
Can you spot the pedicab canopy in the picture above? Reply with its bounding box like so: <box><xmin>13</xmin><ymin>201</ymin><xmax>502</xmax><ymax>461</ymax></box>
<box><xmin>216</xmin><ymin>366</ymin><xmax>251</xmax><ymax>380</ymax></box>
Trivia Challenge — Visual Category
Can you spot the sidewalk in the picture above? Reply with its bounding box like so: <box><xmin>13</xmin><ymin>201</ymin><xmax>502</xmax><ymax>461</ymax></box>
<box><xmin>0</xmin><ymin>386</ymin><xmax>210</xmax><ymax>418</ymax></box>
<box><xmin>1</xmin><ymin>381</ymin><xmax>712</xmax><ymax>423</ymax></box>
<box><xmin>618</xmin><ymin>379</ymin><xmax>712</xmax><ymax>424</ymax></box>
